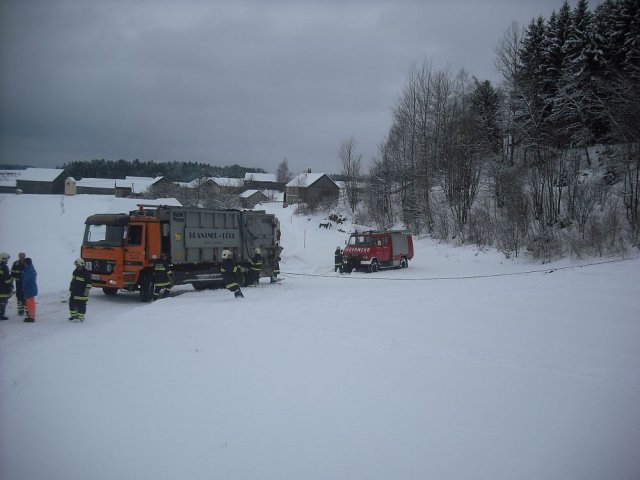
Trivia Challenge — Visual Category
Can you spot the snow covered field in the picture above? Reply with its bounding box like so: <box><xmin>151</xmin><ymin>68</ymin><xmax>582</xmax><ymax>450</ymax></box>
<box><xmin>1</xmin><ymin>194</ymin><xmax>639</xmax><ymax>480</ymax></box>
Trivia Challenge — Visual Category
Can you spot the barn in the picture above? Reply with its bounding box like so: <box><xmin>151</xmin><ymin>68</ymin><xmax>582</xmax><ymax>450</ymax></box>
<box><xmin>15</xmin><ymin>168</ymin><xmax>67</xmax><ymax>194</ymax></box>
<box><xmin>285</xmin><ymin>172</ymin><xmax>339</xmax><ymax>208</ymax></box>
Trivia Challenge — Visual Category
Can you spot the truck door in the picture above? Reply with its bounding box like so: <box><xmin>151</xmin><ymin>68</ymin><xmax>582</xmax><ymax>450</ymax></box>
<box><xmin>379</xmin><ymin>236</ymin><xmax>390</xmax><ymax>261</ymax></box>
<box><xmin>125</xmin><ymin>223</ymin><xmax>146</xmax><ymax>266</ymax></box>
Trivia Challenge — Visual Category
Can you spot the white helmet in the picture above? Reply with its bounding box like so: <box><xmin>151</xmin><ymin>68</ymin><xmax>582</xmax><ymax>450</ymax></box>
<box><xmin>75</xmin><ymin>257</ymin><xmax>85</xmax><ymax>266</ymax></box>
<box><xmin>254</xmin><ymin>247</ymin><xmax>261</xmax><ymax>255</ymax></box>
<box><xmin>0</xmin><ymin>252</ymin><xmax>9</xmax><ymax>262</ymax></box>
<box><xmin>222</xmin><ymin>249</ymin><xmax>232</xmax><ymax>259</ymax></box>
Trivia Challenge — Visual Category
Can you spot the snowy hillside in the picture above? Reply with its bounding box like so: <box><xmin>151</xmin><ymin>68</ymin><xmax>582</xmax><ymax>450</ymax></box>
<box><xmin>1</xmin><ymin>194</ymin><xmax>639</xmax><ymax>480</ymax></box>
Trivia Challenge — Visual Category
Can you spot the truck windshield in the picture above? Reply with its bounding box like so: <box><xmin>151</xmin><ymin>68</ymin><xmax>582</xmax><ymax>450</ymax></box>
<box><xmin>348</xmin><ymin>235</ymin><xmax>373</xmax><ymax>246</ymax></box>
<box><xmin>83</xmin><ymin>224</ymin><xmax>125</xmax><ymax>246</ymax></box>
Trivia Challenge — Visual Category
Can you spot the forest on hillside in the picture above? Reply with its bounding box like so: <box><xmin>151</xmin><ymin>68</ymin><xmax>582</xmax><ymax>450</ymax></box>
<box><xmin>338</xmin><ymin>0</ymin><xmax>639</xmax><ymax>260</ymax></box>
<box><xmin>60</xmin><ymin>159</ymin><xmax>266</xmax><ymax>182</ymax></box>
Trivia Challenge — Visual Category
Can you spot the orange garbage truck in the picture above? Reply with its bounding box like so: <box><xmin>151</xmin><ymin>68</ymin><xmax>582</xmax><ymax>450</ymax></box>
<box><xmin>81</xmin><ymin>205</ymin><xmax>281</xmax><ymax>301</ymax></box>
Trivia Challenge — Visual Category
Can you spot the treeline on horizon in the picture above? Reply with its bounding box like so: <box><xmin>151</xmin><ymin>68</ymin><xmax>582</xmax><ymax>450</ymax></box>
<box><xmin>347</xmin><ymin>0</ymin><xmax>640</xmax><ymax>259</ymax></box>
<box><xmin>59</xmin><ymin>159</ymin><xmax>267</xmax><ymax>183</ymax></box>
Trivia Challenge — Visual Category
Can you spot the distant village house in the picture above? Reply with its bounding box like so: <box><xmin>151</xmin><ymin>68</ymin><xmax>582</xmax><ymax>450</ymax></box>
<box><xmin>243</xmin><ymin>173</ymin><xmax>282</xmax><ymax>191</ymax></box>
<box><xmin>239</xmin><ymin>189</ymin><xmax>269</xmax><ymax>209</ymax></box>
<box><xmin>285</xmin><ymin>172</ymin><xmax>340</xmax><ymax>207</ymax></box>
<box><xmin>15</xmin><ymin>168</ymin><xmax>67</xmax><ymax>194</ymax></box>
<box><xmin>285</xmin><ymin>172</ymin><xmax>339</xmax><ymax>208</ymax></box>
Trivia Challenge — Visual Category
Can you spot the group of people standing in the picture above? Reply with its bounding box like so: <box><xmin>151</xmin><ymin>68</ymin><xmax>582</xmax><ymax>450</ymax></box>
<box><xmin>0</xmin><ymin>252</ymin><xmax>93</xmax><ymax>323</ymax></box>
<box><xmin>0</xmin><ymin>252</ymin><xmax>38</xmax><ymax>322</ymax></box>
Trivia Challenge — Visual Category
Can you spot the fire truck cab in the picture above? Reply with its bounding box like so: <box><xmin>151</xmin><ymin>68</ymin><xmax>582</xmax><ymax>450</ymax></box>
<box><xmin>341</xmin><ymin>230</ymin><xmax>414</xmax><ymax>273</ymax></box>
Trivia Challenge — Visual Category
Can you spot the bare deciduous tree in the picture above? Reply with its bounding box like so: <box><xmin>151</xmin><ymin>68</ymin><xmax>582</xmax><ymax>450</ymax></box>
<box><xmin>338</xmin><ymin>136</ymin><xmax>362</xmax><ymax>213</ymax></box>
<box><xmin>276</xmin><ymin>158</ymin><xmax>293</xmax><ymax>184</ymax></box>
<box><xmin>494</xmin><ymin>22</ymin><xmax>525</xmax><ymax>163</ymax></box>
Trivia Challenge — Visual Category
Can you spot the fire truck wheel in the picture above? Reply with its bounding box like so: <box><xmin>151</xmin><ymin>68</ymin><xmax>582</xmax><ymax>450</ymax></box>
<box><xmin>368</xmin><ymin>259</ymin><xmax>379</xmax><ymax>273</ymax></box>
<box><xmin>102</xmin><ymin>287</ymin><xmax>118</xmax><ymax>296</ymax></box>
<box><xmin>400</xmin><ymin>257</ymin><xmax>408</xmax><ymax>268</ymax></box>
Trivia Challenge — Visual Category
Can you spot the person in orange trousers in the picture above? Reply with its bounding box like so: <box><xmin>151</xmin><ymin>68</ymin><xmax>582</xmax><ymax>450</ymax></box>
<box><xmin>21</xmin><ymin>258</ymin><xmax>38</xmax><ymax>322</ymax></box>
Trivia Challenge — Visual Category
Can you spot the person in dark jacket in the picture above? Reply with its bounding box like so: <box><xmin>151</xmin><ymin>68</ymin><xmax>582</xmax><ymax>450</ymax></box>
<box><xmin>152</xmin><ymin>252</ymin><xmax>172</xmax><ymax>300</ymax></box>
<box><xmin>221</xmin><ymin>249</ymin><xmax>244</xmax><ymax>298</ymax></box>
<box><xmin>0</xmin><ymin>252</ymin><xmax>13</xmax><ymax>321</ymax></box>
<box><xmin>249</xmin><ymin>247</ymin><xmax>263</xmax><ymax>286</ymax></box>
<box><xmin>11</xmin><ymin>252</ymin><xmax>26</xmax><ymax>316</ymax></box>
<box><xmin>268</xmin><ymin>250</ymin><xmax>281</xmax><ymax>284</ymax></box>
<box><xmin>334</xmin><ymin>246</ymin><xmax>343</xmax><ymax>273</ymax></box>
<box><xmin>69</xmin><ymin>258</ymin><xmax>92</xmax><ymax>322</ymax></box>
<box><xmin>21</xmin><ymin>257</ymin><xmax>37</xmax><ymax>323</ymax></box>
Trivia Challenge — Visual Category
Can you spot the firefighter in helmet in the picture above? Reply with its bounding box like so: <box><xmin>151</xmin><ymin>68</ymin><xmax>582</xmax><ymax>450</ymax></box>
<box><xmin>0</xmin><ymin>252</ymin><xmax>13</xmax><ymax>321</ymax></box>
<box><xmin>249</xmin><ymin>247</ymin><xmax>263</xmax><ymax>286</ymax></box>
<box><xmin>152</xmin><ymin>252</ymin><xmax>172</xmax><ymax>300</ymax></box>
<box><xmin>221</xmin><ymin>250</ymin><xmax>244</xmax><ymax>298</ymax></box>
<box><xmin>69</xmin><ymin>258</ymin><xmax>92</xmax><ymax>322</ymax></box>
<box><xmin>268</xmin><ymin>248</ymin><xmax>281</xmax><ymax>283</ymax></box>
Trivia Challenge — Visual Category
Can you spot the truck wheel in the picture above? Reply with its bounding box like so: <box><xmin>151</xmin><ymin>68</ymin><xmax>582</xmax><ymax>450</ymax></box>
<box><xmin>102</xmin><ymin>287</ymin><xmax>118</xmax><ymax>296</ymax></box>
<box><xmin>368</xmin><ymin>259</ymin><xmax>379</xmax><ymax>273</ymax></box>
<box><xmin>140</xmin><ymin>274</ymin><xmax>154</xmax><ymax>302</ymax></box>
<box><xmin>400</xmin><ymin>257</ymin><xmax>408</xmax><ymax>268</ymax></box>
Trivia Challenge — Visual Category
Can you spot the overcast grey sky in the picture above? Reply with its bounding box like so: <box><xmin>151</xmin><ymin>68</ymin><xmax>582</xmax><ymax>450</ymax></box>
<box><xmin>0</xmin><ymin>0</ymin><xmax>600</xmax><ymax>175</ymax></box>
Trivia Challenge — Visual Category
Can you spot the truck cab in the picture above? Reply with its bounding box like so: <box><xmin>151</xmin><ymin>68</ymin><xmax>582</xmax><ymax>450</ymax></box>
<box><xmin>342</xmin><ymin>230</ymin><xmax>413</xmax><ymax>273</ymax></box>
<box><xmin>81</xmin><ymin>212</ymin><xmax>163</xmax><ymax>299</ymax></box>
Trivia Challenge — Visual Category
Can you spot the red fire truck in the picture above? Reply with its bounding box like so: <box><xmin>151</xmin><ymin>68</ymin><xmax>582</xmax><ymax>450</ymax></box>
<box><xmin>341</xmin><ymin>230</ymin><xmax>414</xmax><ymax>273</ymax></box>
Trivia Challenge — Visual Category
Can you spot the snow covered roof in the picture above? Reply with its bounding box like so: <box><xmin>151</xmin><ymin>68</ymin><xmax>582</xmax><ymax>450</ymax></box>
<box><xmin>182</xmin><ymin>177</ymin><xmax>244</xmax><ymax>189</ymax></box>
<box><xmin>121</xmin><ymin>176</ymin><xmax>164</xmax><ymax>193</ymax></box>
<box><xmin>17</xmin><ymin>167</ymin><xmax>65</xmax><ymax>182</ymax></box>
<box><xmin>76</xmin><ymin>178</ymin><xmax>118</xmax><ymax>189</ymax></box>
<box><xmin>0</xmin><ymin>170</ymin><xmax>23</xmax><ymax>187</ymax></box>
<box><xmin>262</xmin><ymin>189</ymin><xmax>285</xmax><ymax>202</ymax></box>
<box><xmin>286</xmin><ymin>172</ymin><xmax>332</xmax><ymax>188</ymax></box>
<box><xmin>239</xmin><ymin>189</ymin><xmax>262</xmax><ymax>198</ymax></box>
<box><xmin>244</xmin><ymin>173</ymin><xmax>277</xmax><ymax>183</ymax></box>
<box><xmin>240</xmin><ymin>189</ymin><xmax>283</xmax><ymax>201</ymax></box>
<box><xmin>209</xmin><ymin>177</ymin><xmax>244</xmax><ymax>188</ymax></box>
<box><xmin>76</xmin><ymin>176</ymin><xmax>163</xmax><ymax>193</ymax></box>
